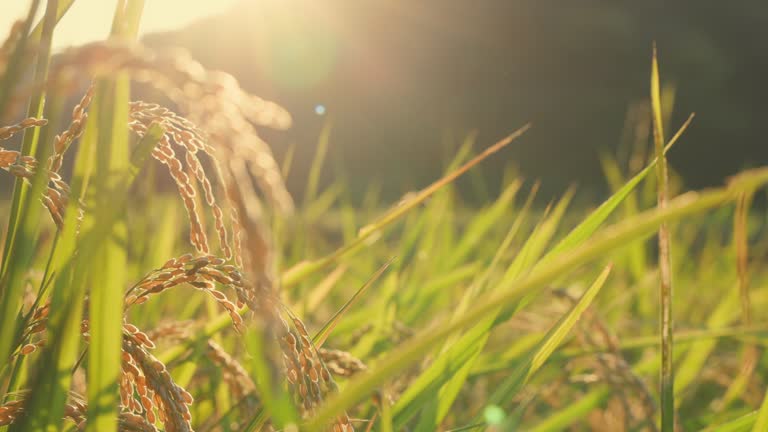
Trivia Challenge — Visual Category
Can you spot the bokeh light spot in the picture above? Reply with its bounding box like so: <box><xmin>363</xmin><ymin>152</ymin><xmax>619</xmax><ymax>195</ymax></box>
<box><xmin>483</xmin><ymin>405</ymin><xmax>506</xmax><ymax>425</ymax></box>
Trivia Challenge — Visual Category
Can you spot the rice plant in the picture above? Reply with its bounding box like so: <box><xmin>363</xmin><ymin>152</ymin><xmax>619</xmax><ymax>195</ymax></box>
<box><xmin>2</xmin><ymin>2</ymin><xmax>768</xmax><ymax>431</ymax></box>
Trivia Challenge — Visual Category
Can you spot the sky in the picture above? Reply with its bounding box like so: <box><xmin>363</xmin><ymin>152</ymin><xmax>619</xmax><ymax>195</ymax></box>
<box><xmin>2</xmin><ymin>0</ymin><xmax>239</xmax><ymax>50</ymax></box>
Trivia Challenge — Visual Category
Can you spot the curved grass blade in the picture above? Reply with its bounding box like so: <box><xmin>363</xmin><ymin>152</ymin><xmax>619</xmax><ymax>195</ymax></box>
<box><xmin>304</xmin><ymin>264</ymin><xmax>347</xmax><ymax>315</ymax></box>
<box><xmin>444</xmin><ymin>180</ymin><xmax>522</xmax><ymax>269</ymax></box>
<box><xmin>704</xmin><ymin>412</ymin><xmax>757</xmax><ymax>432</ymax></box>
<box><xmin>485</xmin><ymin>264</ymin><xmax>612</xmax><ymax>408</ymax></box>
<box><xmin>304</xmin><ymin>168</ymin><xmax>768</xmax><ymax>430</ymax></box>
<box><xmin>87</xmin><ymin>3</ymin><xmax>145</xmax><ymax>431</ymax></box>
<box><xmin>396</xmin><ymin>186</ymin><xmax>564</xmax><ymax>430</ymax></box>
<box><xmin>545</xmin><ymin>112</ymin><xmax>693</xmax><ymax>261</ymax></box>
<box><xmin>304</xmin><ymin>120</ymin><xmax>332</xmax><ymax>206</ymax></box>
<box><xmin>527</xmin><ymin>388</ymin><xmax>611</xmax><ymax>432</ymax></box>
<box><xmin>716</xmin><ymin>191</ymin><xmax>758</xmax><ymax>410</ymax></box>
<box><xmin>0</xmin><ymin>0</ymin><xmax>52</xmax><ymax>373</ymax></box>
<box><xmin>452</xmin><ymin>181</ymin><xmax>539</xmax><ymax>320</ymax></box>
<box><xmin>397</xmin><ymin>112</ymin><xmax>692</xmax><ymax>427</ymax></box>
<box><xmin>159</xmin><ymin>125</ymin><xmax>532</xmax><ymax>365</ymax></box>
<box><xmin>651</xmin><ymin>43</ymin><xmax>675</xmax><ymax>431</ymax></box>
<box><xmin>281</xmin><ymin>124</ymin><xmax>531</xmax><ymax>288</ymax></box>
<box><xmin>753</xmin><ymin>387</ymin><xmax>768</xmax><ymax>432</ymax></box>
<box><xmin>28</xmin><ymin>0</ymin><xmax>76</xmax><ymax>42</ymax></box>
<box><xmin>242</xmin><ymin>326</ymin><xmax>300</xmax><ymax>432</ymax></box>
<box><xmin>313</xmin><ymin>258</ymin><xmax>393</xmax><ymax>348</ymax></box>
<box><xmin>14</xmin><ymin>120</ymin><xmax>163</xmax><ymax>431</ymax></box>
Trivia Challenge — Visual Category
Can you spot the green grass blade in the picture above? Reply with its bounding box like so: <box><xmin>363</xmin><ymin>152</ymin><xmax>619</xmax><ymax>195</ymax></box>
<box><xmin>450</xmin><ymin>182</ymin><xmax>538</xmax><ymax>320</ymax></box>
<box><xmin>158</xmin><ymin>126</ymin><xmax>532</xmax><ymax>366</ymax></box>
<box><xmin>395</xmin><ymin>188</ymin><xmax>567</xmax><ymax>430</ymax></box>
<box><xmin>444</xmin><ymin>132</ymin><xmax>476</xmax><ymax>172</ymax></box>
<box><xmin>700</xmin><ymin>412</ymin><xmax>756</xmax><ymax>432</ymax></box>
<box><xmin>652</xmin><ymin>43</ymin><xmax>675</xmax><ymax>432</ymax></box>
<box><xmin>674</xmin><ymin>283</ymin><xmax>738</xmax><ymax>403</ymax></box>
<box><xmin>243</xmin><ymin>326</ymin><xmax>300</xmax><ymax>431</ymax></box>
<box><xmin>281</xmin><ymin>125</ymin><xmax>531</xmax><ymax>288</ymax></box>
<box><xmin>312</xmin><ymin>258</ymin><xmax>393</xmax><ymax>348</ymax></box>
<box><xmin>599</xmin><ymin>152</ymin><xmax>648</xmax><ymax>282</ymax></box>
<box><xmin>527</xmin><ymin>388</ymin><xmax>611</xmax><ymax>432</ymax></box>
<box><xmin>502</xmin><ymin>188</ymin><xmax>574</xmax><ymax>282</ymax></box>
<box><xmin>444</xmin><ymin>180</ymin><xmax>521</xmax><ymax>268</ymax></box>
<box><xmin>305</xmin><ymin>168</ymin><xmax>768</xmax><ymax>430</ymax></box>
<box><xmin>752</xmin><ymin>388</ymin><xmax>768</xmax><ymax>432</ymax></box>
<box><xmin>303</xmin><ymin>264</ymin><xmax>347</xmax><ymax>316</ymax></box>
<box><xmin>14</xmin><ymin>73</ymin><xmax>160</xmax><ymax>432</ymax></box>
<box><xmin>87</xmin><ymin>4</ymin><xmax>143</xmax><ymax>429</ymax></box>
<box><xmin>379</xmin><ymin>395</ymin><xmax>394</xmax><ymax>432</ymax></box>
<box><xmin>304</xmin><ymin>120</ymin><xmax>332</xmax><ymax>206</ymax></box>
<box><xmin>14</xmin><ymin>99</ymin><xmax>99</xmax><ymax>431</ymax></box>
<box><xmin>485</xmin><ymin>264</ymin><xmax>612</xmax><ymax>407</ymax></box>
<box><xmin>28</xmin><ymin>0</ymin><xmax>76</xmax><ymax>42</ymax></box>
<box><xmin>0</xmin><ymin>0</ymin><xmax>55</xmax><ymax>376</ymax></box>
<box><xmin>715</xmin><ymin>191</ymin><xmax>757</xmax><ymax>410</ymax></box>
<box><xmin>546</xmin><ymin>113</ymin><xmax>693</xmax><ymax>262</ymax></box>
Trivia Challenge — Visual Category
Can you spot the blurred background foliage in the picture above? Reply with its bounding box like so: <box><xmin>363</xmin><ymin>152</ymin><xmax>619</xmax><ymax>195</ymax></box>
<box><xmin>137</xmin><ymin>0</ymin><xmax>768</xmax><ymax>203</ymax></box>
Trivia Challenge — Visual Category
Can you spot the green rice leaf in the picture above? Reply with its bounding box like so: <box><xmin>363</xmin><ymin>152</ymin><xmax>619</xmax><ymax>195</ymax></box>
<box><xmin>304</xmin><ymin>168</ymin><xmax>768</xmax><ymax>430</ymax></box>
<box><xmin>485</xmin><ymin>264</ymin><xmax>612</xmax><ymax>406</ymax></box>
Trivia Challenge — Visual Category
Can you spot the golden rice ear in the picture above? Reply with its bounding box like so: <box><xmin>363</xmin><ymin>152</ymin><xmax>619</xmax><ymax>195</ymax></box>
<box><xmin>0</xmin><ymin>393</ymin><xmax>87</xmax><ymax>429</ymax></box>
<box><xmin>206</xmin><ymin>340</ymin><xmax>256</xmax><ymax>402</ymax></box>
<box><xmin>48</xmin><ymin>85</ymin><xmax>94</xmax><ymax>173</ymax></box>
<box><xmin>129</xmin><ymin>103</ymin><xmax>234</xmax><ymax>259</ymax></box>
<box><xmin>0</xmin><ymin>399</ymin><xmax>24</xmax><ymax>426</ymax></box>
<box><xmin>318</xmin><ymin>348</ymin><xmax>367</xmax><ymax>378</ymax></box>
<box><xmin>124</xmin><ymin>254</ymin><xmax>248</xmax><ymax>330</ymax></box>
<box><xmin>6</xmin><ymin>41</ymin><xmax>295</xmax><ymax>220</ymax></box>
<box><xmin>0</xmin><ymin>390</ymin><xmax>159</xmax><ymax>430</ymax></box>
<box><xmin>122</xmin><ymin>335</ymin><xmax>193</xmax><ymax>432</ymax></box>
<box><xmin>0</xmin><ymin>117</ymin><xmax>47</xmax><ymax>141</ymax></box>
<box><xmin>1</xmin><ymin>36</ymin><xmax>357</xmax><ymax>432</ymax></box>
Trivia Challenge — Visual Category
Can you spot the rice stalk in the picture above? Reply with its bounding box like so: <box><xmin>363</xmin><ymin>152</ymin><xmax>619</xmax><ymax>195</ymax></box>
<box><xmin>651</xmin><ymin>44</ymin><xmax>674</xmax><ymax>431</ymax></box>
<box><xmin>715</xmin><ymin>190</ymin><xmax>759</xmax><ymax>411</ymax></box>
<box><xmin>2</xmin><ymin>5</ymin><xmax>768</xmax><ymax>430</ymax></box>
<box><xmin>0</xmin><ymin>0</ymin><xmax>56</xmax><ymax>376</ymax></box>
<box><xmin>0</xmin><ymin>24</ymin><xmax>353</xmax><ymax>429</ymax></box>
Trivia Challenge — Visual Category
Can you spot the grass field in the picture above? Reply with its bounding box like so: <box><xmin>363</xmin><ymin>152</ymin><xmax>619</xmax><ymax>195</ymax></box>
<box><xmin>2</xmin><ymin>2</ymin><xmax>768</xmax><ymax>431</ymax></box>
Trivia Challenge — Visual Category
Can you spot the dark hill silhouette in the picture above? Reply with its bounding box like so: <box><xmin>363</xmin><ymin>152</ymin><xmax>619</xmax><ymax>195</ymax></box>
<box><xmin>143</xmin><ymin>0</ymin><xmax>768</xmax><ymax>202</ymax></box>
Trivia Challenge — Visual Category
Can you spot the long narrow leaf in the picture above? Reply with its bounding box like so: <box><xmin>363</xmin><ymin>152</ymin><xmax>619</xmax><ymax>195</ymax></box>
<box><xmin>313</xmin><ymin>258</ymin><xmax>393</xmax><ymax>348</ymax></box>
<box><xmin>651</xmin><ymin>44</ymin><xmax>675</xmax><ymax>432</ymax></box>
<box><xmin>486</xmin><ymin>264</ymin><xmax>612</xmax><ymax>407</ymax></box>
<box><xmin>281</xmin><ymin>125</ymin><xmax>531</xmax><ymax>288</ymax></box>
<box><xmin>0</xmin><ymin>0</ymin><xmax>54</xmax><ymax>373</ymax></box>
<box><xmin>304</xmin><ymin>167</ymin><xmax>768</xmax><ymax>430</ymax></box>
<box><xmin>159</xmin><ymin>126</ymin><xmax>532</xmax><ymax>365</ymax></box>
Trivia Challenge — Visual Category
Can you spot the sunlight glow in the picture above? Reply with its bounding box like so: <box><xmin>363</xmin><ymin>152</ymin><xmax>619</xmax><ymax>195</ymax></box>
<box><xmin>252</xmin><ymin>0</ymin><xmax>339</xmax><ymax>90</ymax></box>
<box><xmin>2</xmin><ymin>0</ymin><xmax>239</xmax><ymax>49</ymax></box>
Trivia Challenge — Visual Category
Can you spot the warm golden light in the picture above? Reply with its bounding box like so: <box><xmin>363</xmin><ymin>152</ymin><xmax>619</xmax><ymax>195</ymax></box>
<box><xmin>2</xmin><ymin>0</ymin><xmax>238</xmax><ymax>49</ymax></box>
